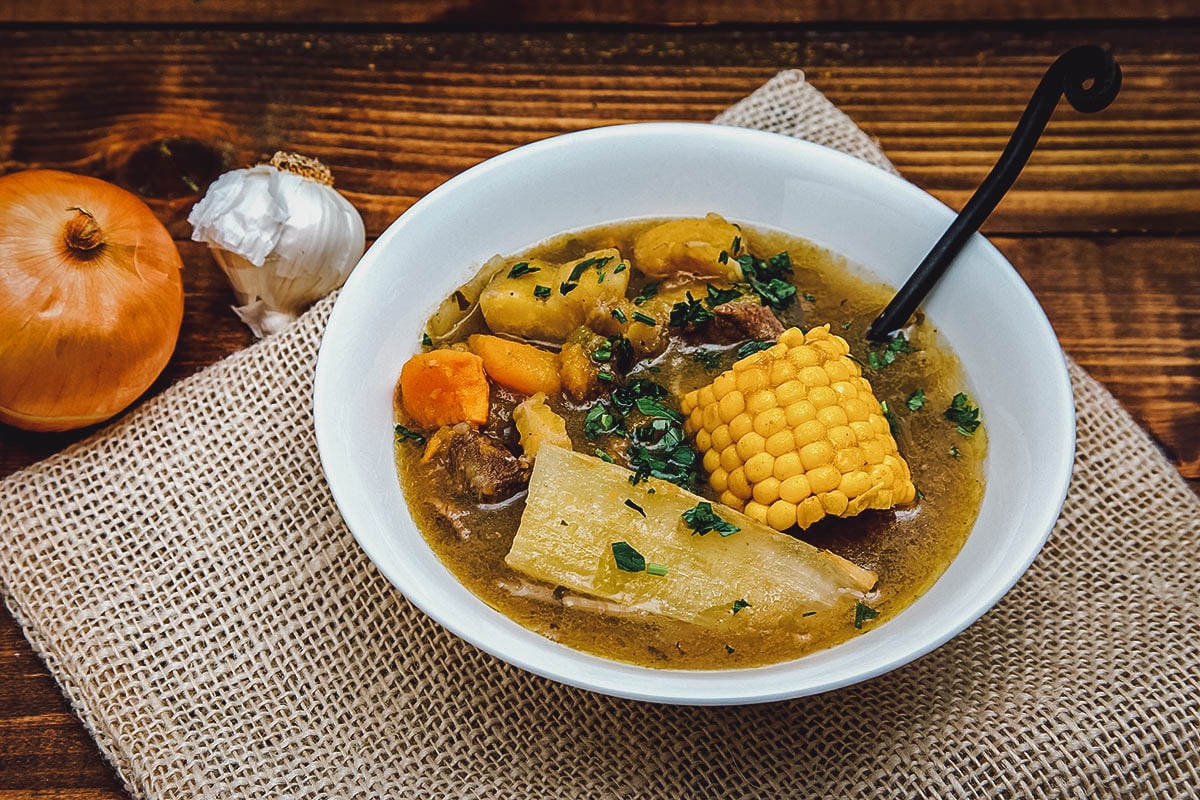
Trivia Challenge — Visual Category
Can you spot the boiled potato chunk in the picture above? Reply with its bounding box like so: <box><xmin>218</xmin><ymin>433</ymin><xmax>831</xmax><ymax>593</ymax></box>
<box><xmin>632</xmin><ymin>213</ymin><xmax>745</xmax><ymax>282</ymax></box>
<box><xmin>513</xmin><ymin>393</ymin><xmax>571</xmax><ymax>459</ymax></box>
<box><xmin>505</xmin><ymin>444</ymin><xmax>876</xmax><ymax>627</ymax></box>
<box><xmin>480</xmin><ymin>248</ymin><xmax>630</xmax><ymax>343</ymax></box>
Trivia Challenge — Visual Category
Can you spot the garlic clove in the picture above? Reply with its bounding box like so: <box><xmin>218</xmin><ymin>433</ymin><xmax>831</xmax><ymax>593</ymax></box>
<box><xmin>188</xmin><ymin>152</ymin><xmax>365</xmax><ymax>337</ymax></box>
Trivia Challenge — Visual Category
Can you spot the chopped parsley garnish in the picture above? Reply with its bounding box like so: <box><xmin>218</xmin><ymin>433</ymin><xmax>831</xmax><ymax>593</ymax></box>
<box><xmin>559</xmin><ymin>281</ymin><xmax>579</xmax><ymax>295</ymax></box>
<box><xmin>906</xmin><ymin>389</ymin><xmax>926</xmax><ymax>411</ymax></box>
<box><xmin>646</xmin><ymin>563</ymin><xmax>668</xmax><ymax>577</ymax></box>
<box><xmin>507</xmin><ymin>261</ymin><xmax>539</xmax><ymax>279</ymax></box>
<box><xmin>586</xmin><ymin>378</ymin><xmax>699</xmax><ymax>489</ymax></box>
<box><xmin>735</xmin><ymin>250</ymin><xmax>796</xmax><ymax>310</ymax></box>
<box><xmin>421</xmin><ymin>332</ymin><xmax>432</xmax><ymax>347</ymax></box>
<box><xmin>718</xmin><ymin>250</ymin><xmax>729</xmax><ymax>265</ymax></box>
<box><xmin>568</xmin><ymin>255</ymin><xmax>613</xmax><ymax>282</ymax></box>
<box><xmin>611</xmin><ymin>308</ymin><xmax>627</xmax><ymax>324</ymax></box>
<box><xmin>533</xmin><ymin>284</ymin><xmax>551</xmax><ymax>299</ymax></box>
<box><xmin>949</xmin><ymin>445</ymin><xmax>960</xmax><ymax>459</ymax></box>
<box><xmin>944</xmin><ymin>392</ymin><xmax>982</xmax><ymax>436</ymax></box>
<box><xmin>880</xmin><ymin>400</ymin><xmax>901</xmax><ymax>438</ymax></box>
<box><xmin>692</xmin><ymin>350</ymin><xmax>721</xmax><ymax>369</ymax></box>
<box><xmin>725</xmin><ymin>644</ymin><xmax>736</xmax><ymax>654</ymax></box>
<box><xmin>624</xmin><ymin>499</ymin><xmax>646</xmax><ymax>517</ymax></box>
<box><xmin>631</xmin><ymin>311</ymin><xmax>657</xmax><ymax>326</ymax></box>
<box><xmin>589</xmin><ymin>335</ymin><xmax>633</xmax><ymax>371</ymax></box>
<box><xmin>854</xmin><ymin>601</ymin><xmax>880</xmax><ymax>629</ymax></box>
<box><xmin>735</xmin><ymin>340</ymin><xmax>775</xmax><ymax>359</ymax></box>
<box><xmin>731</xmin><ymin>599</ymin><xmax>751</xmax><ymax>615</ymax></box>
<box><xmin>842</xmin><ymin>321</ymin><xmax>853</xmax><ymax>331</ymax></box>
<box><xmin>393</xmin><ymin>424</ymin><xmax>427</xmax><ymax>446</ymax></box>
<box><xmin>867</xmin><ymin>332</ymin><xmax>918</xmax><ymax>370</ymax></box>
<box><xmin>668</xmin><ymin>292</ymin><xmax>714</xmax><ymax>328</ymax></box>
<box><xmin>594</xmin><ymin>449</ymin><xmax>615</xmax><ymax>463</ymax></box>
<box><xmin>803</xmin><ymin>292</ymin><xmax>817</xmax><ymax>302</ymax></box>
<box><xmin>610</xmin><ymin>378</ymin><xmax>667</xmax><ymax>415</ymax></box>
<box><xmin>731</xmin><ymin>235</ymin><xmax>742</xmax><ymax>254</ymax></box>
<box><xmin>634</xmin><ymin>397</ymin><xmax>683</xmax><ymax>423</ymax></box>
<box><xmin>628</xmin><ymin>441</ymin><xmax>699</xmax><ymax>487</ymax></box>
<box><xmin>681</xmin><ymin>501</ymin><xmax>740</xmax><ymax>536</ymax></box>
<box><xmin>614</xmin><ymin>262</ymin><xmax>627</xmax><ymax>274</ymax></box>
<box><xmin>611</xmin><ymin>541</ymin><xmax>645</xmax><ymax>572</ymax></box>
<box><xmin>916</xmin><ymin>487</ymin><xmax>926</xmax><ymax>501</ymax></box>
<box><xmin>583</xmin><ymin>404</ymin><xmax>622</xmax><ymax>439</ymax></box>
<box><xmin>802</xmin><ymin>611</ymin><xmax>818</xmax><ymax>618</ymax></box>
<box><xmin>705</xmin><ymin>284</ymin><xmax>742</xmax><ymax>307</ymax></box>
<box><xmin>633</xmin><ymin>283</ymin><xmax>658</xmax><ymax>306</ymax></box>
<box><xmin>597</xmin><ymin>370</ymin><xmax>614</xmax><ymax>382</ymax></box>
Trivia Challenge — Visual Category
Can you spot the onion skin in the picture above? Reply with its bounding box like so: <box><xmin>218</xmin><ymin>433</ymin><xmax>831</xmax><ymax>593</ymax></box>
<box><xmin>0</xmin><ymin>170</ymin><xmax>184</xmax><ymax>431</ymax></box>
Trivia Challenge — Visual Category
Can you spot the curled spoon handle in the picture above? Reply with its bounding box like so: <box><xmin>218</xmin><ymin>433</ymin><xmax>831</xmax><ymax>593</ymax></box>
<box><xmin>866</xmin><ymin>45</ymin><xmax>1122</xmax><ymax>343</ymax></box>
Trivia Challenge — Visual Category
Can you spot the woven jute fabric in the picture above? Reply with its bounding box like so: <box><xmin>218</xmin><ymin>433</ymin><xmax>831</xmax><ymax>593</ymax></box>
<box><xmin>2</xmin><ymin>69</ymin><xmax>1198</xmax><ymax>800</ymax></box>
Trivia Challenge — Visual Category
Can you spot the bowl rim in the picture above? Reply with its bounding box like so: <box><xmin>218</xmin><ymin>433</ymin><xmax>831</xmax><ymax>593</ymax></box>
<box><xmin>314</xmin><ymin>122</ymin><xmax>1076</xmax><ymax>705</ymax></box>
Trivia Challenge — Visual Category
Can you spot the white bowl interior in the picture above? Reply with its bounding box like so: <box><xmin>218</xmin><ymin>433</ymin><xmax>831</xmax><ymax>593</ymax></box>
<box><xmin>314</xmin><ymin>123</ymin><xmax>1074</xmax><ymax>705</ymax></box>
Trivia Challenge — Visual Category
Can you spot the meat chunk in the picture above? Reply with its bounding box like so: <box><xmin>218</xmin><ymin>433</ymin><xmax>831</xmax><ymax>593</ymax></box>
<box><xmin>704</xmin><ymin>300</ymin><xmax>786</xmax><ymax>343</ymax></box>
<box><xmin>425</xmin><ymin>423</ymin><xmax>530</xmax><ymax>503</ymax></box>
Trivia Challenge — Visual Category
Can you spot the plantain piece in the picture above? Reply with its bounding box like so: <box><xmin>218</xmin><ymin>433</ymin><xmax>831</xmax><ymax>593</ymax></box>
<box><xmin>480</xmin><ymin>248</ymin><xmax>630</xmax><ymax>343</ymax></box>
<box><xmin>632</xmin><ymin>213</ymin><xmax>745</xmax><ymax>282</ymax></box>
<box><xmin>505</xmin><ymin>444</ymin><xmax>876</xmax><ymax>628</ymax></box>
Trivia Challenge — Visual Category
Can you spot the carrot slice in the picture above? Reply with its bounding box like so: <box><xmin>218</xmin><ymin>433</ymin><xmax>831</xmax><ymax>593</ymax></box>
<box><xmin>467</xmin><ymin>334</ymin><xmax>561</xmax><ymax>397</ymax></box>
<box><xmin>398</xmin><ymin>349</ymin><xmax>490</xmax><ymax>427</ymax></box>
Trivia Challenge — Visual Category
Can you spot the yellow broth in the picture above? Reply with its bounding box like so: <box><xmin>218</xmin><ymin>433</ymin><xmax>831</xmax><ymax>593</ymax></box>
<box><xmin>395</xmin><ymin>218</ymin><xmax>985</xmax><ymax>669</ymax></box>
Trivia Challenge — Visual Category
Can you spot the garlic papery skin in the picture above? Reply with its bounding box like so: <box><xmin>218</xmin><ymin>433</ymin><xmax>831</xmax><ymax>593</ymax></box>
<box><xmin>188</xmin><ymin>152</ymin><xmax>365</xmax><ymax>337</ymax></box>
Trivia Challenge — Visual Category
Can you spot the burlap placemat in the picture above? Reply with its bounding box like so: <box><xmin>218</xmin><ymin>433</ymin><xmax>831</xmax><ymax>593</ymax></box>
<box><xmin>2</xmin><ymin>70</ymin><xmax>1197</xmax><ymax>799</ymax></box>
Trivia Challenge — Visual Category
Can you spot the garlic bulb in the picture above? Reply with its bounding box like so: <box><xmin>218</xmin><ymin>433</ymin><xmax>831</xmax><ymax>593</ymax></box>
<box><xmin>188</xmin><ymin>152</ymin><xmax>365</xmax><ymax>337</ymax></box>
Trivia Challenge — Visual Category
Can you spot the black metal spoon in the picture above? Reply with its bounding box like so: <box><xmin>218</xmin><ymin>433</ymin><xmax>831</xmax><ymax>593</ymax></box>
<box><xmin>866</xmin><ymin>45</ymin><xmax>1123</xmax><ymax>342</ymax></box>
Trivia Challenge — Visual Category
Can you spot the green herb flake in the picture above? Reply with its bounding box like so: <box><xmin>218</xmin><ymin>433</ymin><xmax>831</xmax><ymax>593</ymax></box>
<box><xmin>631</xmin><ymin>311</ymin><xmax>657</xmax><ymax>326</ymax></box>
<box><xmin>647</xmin><ymin>488</ymin><xmax>656</xmax><ymax>494</ymax></box>
<box><xmin>559</xmin><ymin>281</ymin><xmax>578</xmax><ymax>295</ymax></box>
<box><xmin>614</xmin><ymin>262</ymin><xmax>627</xmax><ymax>274</ymax></box>
<box><xmin>633</xmin><ymin>283</ymin><xmax>659</xmax><ymax>306</ymax></box>
<box><xmin>583</xmin><ymin>404</ymin><xmax>622</xmax><ymax>439</ymax></box>
<box><xmin>880</xmin><ymin>400</ymin><xmax>901</xmax><ymax>438</ymax></box>
<box><xmin>802</xmin><ymin>611</ymin><xmax>818</xmax><ymax>618</ymax></box>
<box><xmin>854</xmin><ymin>601</ymin><xmax>880</xmax><ymax>629</ymax></box>
<box><xmin>421</xmin><ymin>332</ymin><xmax>433</xmax><ymax>347</ymax></box>
<box><xmin>668</xmin><ymin>292</ymin><xmax>715</xmax><ymax>328</ymax></box>
<box><xmin>949</xmin><ymin>446</ymin><xmax>961</xmax><ymax>459</ymax></box>
<box><xmin>393</xmin><ymin>424</ymin><xmax>427</xmax><ymax>446</ymax></box>
<box><xmin>533</xmin><ymin>285</ymin><xmax>551</xmax><ymax>299</ymax></box>
<box><xmin>735</xmin><ymin>250</ymin><xmax>796</xmax><ymax>310</ymax></box>
<box><xmin>692</xmin><ymin>350</ymin><xmax>721</xmax><ymax>369</ymax></box>
<box><xmin>681</xmin><ymin>501</ymin><xmax>740</xmax><ymax>537</ymax></box>
<box><xmin>944</xmin><ymin>392</ymin><xmax>982</xmax><ymax>436</ymax></box>
<box><xmin>705</xmin><ymin>284</ymin><xmax>742</xmax><ymax>307</ymax></box>
<box><xmin>803</xmin><ymin>292</ymin><xmax>817</xmax><ymax>302</ymax></box>
<box><xmin>842</xmin><ymin>321</ymin><xmax>853</xmax><ymax>331</ymax></box>
<box><xmin>597</xmin><ymin>370</ymin><xmax>614</xmax><ymax>382</ymax></box>
<box><xmin>612</xmin><ymin>541</ymin><xmax>646</xmax><ymax>573</ymax></box>
<box><xmin>725</xmin><ymin>644</ymin><xmax>736</xmax><ymax>654</ymax></box>
<box><xmin>868</xmin><ymin>332</ymin><xmax>918</xmax><ymax>371</ymax></box>
<box><xmin>568</xmin><ymin>255</ymin><xmax>613</xmax><ymax>283</ymax></box>
<box><xmin>624</xmin><ymin>499</ymin><xmax>646</xmax><ymax>517</ymax></box>
<box><xmin>718</xmin><ymin>250</ymin><xmax>729</xmax><ymax>265</ymax></box>
<box><xmin>731</xmin><ymin>235</ymin><xmax>742</xmax><ymax>254</ymax></box>
<box><xmin>594</xmin><ymin>449</ymin><xmax>615</xmax><ymax>463</ymax></box>
<box><xmin>735</xmin><ymin>340</ymin><xmax>775</xmax><ymax>359</ymax></box>
<box><xmin>731</xmin><ymin>599</ymin><xmax>751</xmax><ymax>615</ymax></box>
<box><xmin>906</xmin><ymin>389</ymin><xmax>927</xmax><ymax>411</ymax></box>
<box><xmin>916</xmin><ymin>487</ymin><xmax>926</xmax><ymax>501</ymax></box>
<box><xmin>646</xmin><ymin>563</ymin><xmax>669</xmax><ymax>577</ymax></box>
<box><xmin>634</xmin><ymin>396</ymin><xmax>684</xmax><ymax>423</ymax></box>
<box><xmin>611</xmin><ymin>308</ymin><xmax>628</xmax><ymax>324</ymax></box>
<box><xmin>507</xmin><ymin>261</ymin><xmax>539</xmax><ymax>279</ymax></box>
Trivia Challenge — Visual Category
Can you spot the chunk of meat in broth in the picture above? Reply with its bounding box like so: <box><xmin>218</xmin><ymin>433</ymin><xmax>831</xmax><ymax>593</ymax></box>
<box><xmin>424</xmin><ymin>423</ymin><xmax>531</xmax><ymax>503</ymax></box>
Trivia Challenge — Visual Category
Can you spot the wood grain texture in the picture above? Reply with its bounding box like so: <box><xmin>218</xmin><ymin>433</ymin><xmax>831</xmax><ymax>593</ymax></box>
<box><xmin>0</xmin><ymin>0</ymin><xmax>1194</xmax><ymax>24</ymax></box>
<box><xmin>0</xmin><ymin>20</ymin><xmax>1196</xmax><ymax>800</ymax></box>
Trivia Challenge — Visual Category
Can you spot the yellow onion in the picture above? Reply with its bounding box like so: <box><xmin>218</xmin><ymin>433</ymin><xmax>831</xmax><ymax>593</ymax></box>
<box><xmin>0</xmin><ymin>170</ymin><xmax>184</xmax><ymax>431</ymax></box>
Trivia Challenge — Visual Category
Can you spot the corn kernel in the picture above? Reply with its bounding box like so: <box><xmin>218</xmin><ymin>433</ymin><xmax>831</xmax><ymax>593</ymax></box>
<box><xmin>721</xmin><ymin>490</ymin><xmax>744</xmax><ymax>510</ymax></box>
<box><xmin>817</xmin><ymin>405</ymin><xmax>849</xmax><ymax>429</ymax></box>
<box><xmin>773</xmin><ymin>452</ymin><xmax>803</xmax><ymax>481</ymax></box>
<box><xmin>710</xmin><ymin>467</ymin><xmax>730</xmax><ymax>492</ymax></box>
<box><xmin>808</xmin><ymin>464</ymin><xmax>841</xmax><ymax>494</ymax></box>
<box><xmin>779</xmin><ymin>328</ymin><xmax>805</xmax><ymax>346</ymax></box>
<box><xmin>834</xmin><ymin>445</ymin><xmax>866</xmax><ymax>474</ymax></box>
<box><xmin>697</xmin><ymin>386</ymin><xmax>715</xmax><ymax>409</ymax></box>
<box><xmin>799</xmin><ymin>440</ymin><xmax>834</xmax><ymax>470</ymax></box>
<box><xmin>752</xmin><ymin>476</ymin><xmax>781</xmax><ymax>505</ymax></box>
<box><xmin>767</xmin><ymin>500</ymin><xmax>798</xmax><ymax>531</ymax></box>
<box><xmin>743</xmin><ymin>500</ymin><xmax>769</xmax><ymax>524</ymax></box>
<box><xmin>831</xmin><ymin>380</ymin><xmax>858</xmax><ymax>400</ymax></box>
<box><xmin>736</xmin><ymin>367</ymin><xmax>769</xmax><ymax>394</ymax></box>
<box><xmin>797</xmin><ymin>496</ymin><xmax>825</xmax><ymax>527</ymax></box>
<box><xmin>862</xmin><ymin>438</ymin><xmax>885</xmax><ymax>465</ymax></box>
<box><xmin>824</xmin><ymin>360</ymin><xmax>851</xmax><ymax>383</ymax></box>
<box><xmin>728</xmin><ymin>467</ymin><xmax>752</xmax><ymax>500</ymax></box>
<box><xmin>718</xmin><ymin>390</ymin><xmax>745</xmax><ymax>423</ymax></box>
<box><xmin>703</xmin><ymin>448</ymin><xmax>722</xmax><ymax>474</ymax></box>
<box><xmin>746</xmin><ymin>389</ymin><xmax>779</xmax><ymax>415</ymax></box>
<box><xmin>821</xmin><ymin>490</ymin><xmax>849</xmax><ymax>516</ymax></box>
<box><xmin>839</xmin><ymin>470</ymin><xmax>872</xmax><ymax>499</ymax></box>
<box><xmin>769</xmin><ymin>360</ymin><xmax>797</xmax><ymax>385</ymax></box>
<box><xmin>827</xmin><ymin>424</ymin><xmax>856</xmax><ymax>450</ymax></box>
<box><xmin>681</xmin><ymin>391</ymin><xmax>697</xmax><ymax>415</ymax></box>
<box><xmin>785</xmin><ymin>400</ymin><xmax>817</xmax><ymax>427</ymax></box>
<box><xmin>720</xmin><ymin>445</ymin><xmax>742</xmax><ymax>473</ymax></box>
<box><xmin>776</xmin><ymin>379</ymin><xmax>806</xmax><ymax>407</ymax></box>
<box><xmin>754</xmin><ymin>407</ymin><xmax>789</xmax><ymax>438</ymax></box>
<box><xmin>808</xmin><ymin>385</ymin><xmax>838</xmax><ymax>409</ymax></box>
<box><xmin>765</xmin><ymin>429</ymin><xmax>796</xmax><ymax>457</ymax></box>
<box><xmin>711</xmin><ymin>424</ymin><xmax>732</xmax><ymax>451</ymax></box>
<box><xmin>736</xmin><ymin>432</ymin><xmax>766</xmax><ymax>462</ymax></box>
<box><xmin>778</xmin><ymin>473</ymin><xmax>811</xmax><ymax>503</ymax></box>
<box><xmin>695</xmin><ymin>429</ymin><xmax>712</xmax><ymax>453</ymax></box>
<box><xmin>702</xmin><ymin>403</ymin><xmax>722</xmax><ymax>432</ymax></box>
<box><xmin>712</xmin><ymin>373</ymin><xmax>736</xmax><ymax>400</ymax></box>
<box><xmin>843</xmin><ymin>398</ymin><xmax>870</xmax><ymax>423</ymax></box>
<box><xmin>744</xmin><ymin>451</ymin><xmax>775</xmax><ymax>483</ymax></box>
<box><xmin>728</xmin><ymin>412</ymin><xmax>754</xmax><ymax>441</ymax></box>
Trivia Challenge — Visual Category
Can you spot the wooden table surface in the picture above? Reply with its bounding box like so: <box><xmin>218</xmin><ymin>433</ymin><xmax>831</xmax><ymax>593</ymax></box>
<box><xmin>1</xmin><ymin>4</ymin><xmax>1197</xmax><ymax>797</ymax></box>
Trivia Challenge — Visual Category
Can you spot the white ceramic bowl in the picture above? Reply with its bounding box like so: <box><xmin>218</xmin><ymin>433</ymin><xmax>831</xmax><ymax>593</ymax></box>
<box><xmin>313</xmin><ymin>123</ymin><xmax>1074</xmax><ymax>705</ymax></box>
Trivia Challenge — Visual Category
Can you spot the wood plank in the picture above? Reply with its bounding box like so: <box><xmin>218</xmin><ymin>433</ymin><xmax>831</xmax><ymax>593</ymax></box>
<box><xmin>0</xmin><ymin>0</ymin><xmax>1193</xmax><ymax>24</ymax></box>
<box><xmin>1</xmin><ymin>28</ymin><xmax>1196</xmax><ymax>235</ymax></box>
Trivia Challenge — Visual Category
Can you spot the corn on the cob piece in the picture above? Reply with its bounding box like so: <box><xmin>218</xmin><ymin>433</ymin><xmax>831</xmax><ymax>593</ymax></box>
<box><xmin>681</xmin><ymin>325</ymin><xmax>917</xmax><ymax>531</ymax></box>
